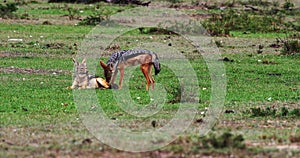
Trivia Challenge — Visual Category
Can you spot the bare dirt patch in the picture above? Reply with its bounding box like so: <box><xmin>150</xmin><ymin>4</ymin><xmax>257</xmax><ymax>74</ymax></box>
<box><xmin>215</xmin><ymin>37</ymin><xmax>283</xmax><ymax>54</ymax></box>
<box><xmin>0</xmin><ymin>66</ymin><xmax>70</xmax><ymax>75</ymax></box>
<box><xmin>1</xmin><ymin>16</ymin><xmax>79</xmax><ymax>26</ymax></box>
<box><xmin>0</xmin><ymin>51</ymin><xmax>73</xmax><ymax>58</ymax></box>
<box><xmin>1</xmin><ymin>122</ymin><xmax>299</xmax><ymax>158</ymax></box>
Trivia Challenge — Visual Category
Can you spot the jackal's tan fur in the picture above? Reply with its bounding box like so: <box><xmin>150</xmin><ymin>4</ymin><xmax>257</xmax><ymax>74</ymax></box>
<box><xmin>70</xmin><ymin>58</ymin><xmax>109</xmax><ymax>89</ymax></box>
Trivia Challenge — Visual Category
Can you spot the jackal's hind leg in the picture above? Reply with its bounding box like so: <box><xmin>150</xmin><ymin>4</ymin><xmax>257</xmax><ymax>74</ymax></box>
<box><xmin>141</xmin><ymin>64</ymin><xmax>151</xmax><ymax>90</ymax></box>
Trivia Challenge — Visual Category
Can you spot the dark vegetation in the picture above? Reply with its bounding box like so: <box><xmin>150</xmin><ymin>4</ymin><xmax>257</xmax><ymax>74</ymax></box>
<box><xmin>244</xmin><ymin>106</ymin><xmax>300</xmax><ymax>118</ymax></box>
<box><xmin>202</xmin><ymin>1</ymin><xmax>300</xmax><ymax>36</ymax></box>
<box><xmin>0</xmin><ymin>2</ymin><xmax>18</xmax><ymax>18</ymax></box>
<box><xmin>279</xmin><ymin>35</ymin><xmax>300</xmax><ymax>55</ymax></box>
<box><xmin>201</xmin><ymin>131</ymin><xmax>246</xmax><ymax>149</ymax></box>
<box><xmin>48</xmin><ymin>0</ymin><xmax>151</xmax><ymax>6</ymax></box>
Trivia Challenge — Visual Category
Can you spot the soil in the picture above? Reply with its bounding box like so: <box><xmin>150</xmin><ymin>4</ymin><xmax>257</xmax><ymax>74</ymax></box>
<box><xmin>0</xmin><ymin>66</ymin><xmax>70</xmax><ymax>75</ymax></box>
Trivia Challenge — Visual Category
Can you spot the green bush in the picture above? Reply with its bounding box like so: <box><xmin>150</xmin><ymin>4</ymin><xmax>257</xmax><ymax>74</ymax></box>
<box><xmin>243</xmin><ymin>0</ymin><xmax>271</xmax><ymax>6</ymax></box>
<box><xmin>283</xmin><ymin>1</ymin><xmax>294</xmax><ymax>10</ymax></box>
<box><xmin>79</xmin><ymin>13</ymin><xmax>106</xmax><ymax>25</ymax></box>
<box><xmin>61</xmin><ymin>4</ymin><xmax>79</xmax><ymax>20</ymax></box>
<box><xmin>48</xmin><ymin>0</ymin><xmax>101</xmax><ymax>3</ymax></box>
<box><xmin>0</xmin><ymin>3</ymin><xmax>18</xmax><ymax>19</ymax></box>
<box><xmin>201</xmin><ymin>131</ymin><xmax>246</xmax><ymax>149</ymax></box>
<box><xmin>202</xmin><ymin>9</ymin><xmax>286</xmax><ymax>36</ymax></box>
<box><xmin>281</xmin><ymin>39</ymin><xmax>300</xmax><ymax>55</ymax></box>
<box><xmin>167</xmin><ymin>0</ymin><xmax>182</xmax><ymax>4</ymax></box>
<box><xmin>246</xmin><ymin>106</ymin><xmax>300</xmax><ymax>117</ymax></box>
<box><xmin>250</xmin><ymin>106</ymin><xmax>276</xmax><ymax>117</ymax></box>
<box><xmin>78</xmin><ymin>6</ymin><xmax>118</xmax><ymax>25</ymax></box>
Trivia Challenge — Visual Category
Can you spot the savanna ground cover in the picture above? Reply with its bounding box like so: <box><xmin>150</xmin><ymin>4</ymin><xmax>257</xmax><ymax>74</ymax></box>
<box><xmin>0</xmin><ymin>0</ymin><xmax>299</xmax><ymax>157</ymax></box>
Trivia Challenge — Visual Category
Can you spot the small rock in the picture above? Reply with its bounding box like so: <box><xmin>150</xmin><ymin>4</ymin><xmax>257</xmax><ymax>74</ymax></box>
<box><xmin>151</xmin><ymin>120</ymin><xmax>156</xmax><ymax>128</ymax></box>
<box><xmin>225</xmin><ymin>109</ymin><xmax>235</xmax><ymax>113</ymax></box>
<box><xmin>8</xmin><ymin>39</ymin><xmax>23</xmax><ymax>42</ymax></box>
<box><xmin>82</xmin><ymin>138</ymin><xmax>92</xmax><ymax>145</ymax></box>
<box><xmin>195</xmin><ymin>118</ymin><xmax>203</xmax><ymax>123</ymax></box>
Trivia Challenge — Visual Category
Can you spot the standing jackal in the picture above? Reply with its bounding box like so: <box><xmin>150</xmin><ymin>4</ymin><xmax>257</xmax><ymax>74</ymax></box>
<box><xmin>100</xmin><ymin>49</ymin><xmax>161</xmax><ymax>90</ymax></box>
<box><xmin>70</xmin><ymin>58</ymin><xmax>109</xmax><ymax>89</ymax></box>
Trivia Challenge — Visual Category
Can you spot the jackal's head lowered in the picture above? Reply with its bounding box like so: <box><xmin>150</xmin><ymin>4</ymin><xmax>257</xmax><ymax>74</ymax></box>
<box><xmin>100</xmin><ymin>61</ymin><xmax>113</xmax><ymax>83</ymax></box>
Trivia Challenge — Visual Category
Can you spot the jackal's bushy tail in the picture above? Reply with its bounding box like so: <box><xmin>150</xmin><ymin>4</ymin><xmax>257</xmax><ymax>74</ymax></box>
<box><xmin>152</xmin><ymin>53</ymin><xmax>161</xmax><ymax>75</ymax></box>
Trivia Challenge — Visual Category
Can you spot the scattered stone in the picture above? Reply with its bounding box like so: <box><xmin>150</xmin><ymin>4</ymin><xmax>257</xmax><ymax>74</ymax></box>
<box><xmin>8</xmin><ymin>39</ymin><xmax>23</xmax><ymax>42</ymax></box>
<box><xmin>219</xmin><ymin>57</ymin><xmax>234</xmax><ymax>62</ymax></box>
<box><xmin>225</xmin><ymin>109</ymin><xmax>235</xmax><ymax>114</ymax></box>
<box><xmin>42</xmin><ymin>21</ymin><xmax>52</xmax><ymax>25</ymax></box>
<box><xmin>82</xmin><ymin>138</ymin><xmax>92</xmax><ymax>145</ymax></box>
<box><xmin>151</xmin><ymin>120</ymin><xmax>156</xmax><ymax>128</ymax></box>
<box><xmin>195</xmin><ymin>118</ymin><xmax>203</xmax><ymax>123</ymax></box>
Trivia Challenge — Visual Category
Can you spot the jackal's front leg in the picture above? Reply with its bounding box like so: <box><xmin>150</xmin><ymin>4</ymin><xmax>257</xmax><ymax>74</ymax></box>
<box><xmin>119</xmin><ymin>68</ymin><xmax>124</xmax><ymax>89</ymax></box>
<box><xmin>147</xmin><ymin>64</ymin><xmax>155</xmax><ymax>90</ymax></box>
<box><xmin>69</xmin><ymin>80</ymin><xmax>78</xmax><ymax>89</ymax></box>
<box><xmin>110</xmin><ymin>69</ymin><xmax>118</xmax><ymax>88</ymax></box>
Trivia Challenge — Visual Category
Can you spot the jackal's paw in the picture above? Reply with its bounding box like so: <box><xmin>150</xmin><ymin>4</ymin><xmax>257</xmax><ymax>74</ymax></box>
<box><xmin>66</xmin><ymin>86</ymin><xmax>73</xmax><ymax>90</ymax></box>
<box><xmin>110</xmin><ymin>83</ymin><xmax>119</xmax><ymax>89</ymax></box>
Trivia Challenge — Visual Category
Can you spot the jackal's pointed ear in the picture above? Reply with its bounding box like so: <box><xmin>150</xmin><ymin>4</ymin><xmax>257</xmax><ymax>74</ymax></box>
<box><xmin>73</xmin><ymin>58</ymin><xmax>78</xmax><ymax>65</ymax></box>
<box><xmin>81</xmin><ymin>58</ymin><xmax>87</xmax><ymax>64</ymax></box>
<box><xmin>100</xmin><ymin>61</ymin><xmax>107</xmax><ymax>69</ymax></box>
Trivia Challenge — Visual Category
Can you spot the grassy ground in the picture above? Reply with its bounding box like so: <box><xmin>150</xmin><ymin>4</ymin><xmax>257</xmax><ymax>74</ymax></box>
<box><xmin>0</xmin><ymin>0</ymin><xmax>300</xmax><ymax>157</ymax></box>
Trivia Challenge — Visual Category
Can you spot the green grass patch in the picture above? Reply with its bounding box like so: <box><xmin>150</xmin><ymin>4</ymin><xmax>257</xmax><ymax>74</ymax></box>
<box><xmin>0</xmin><ymin>73</ymin><xmax>74</xmax><ymax>114</ymax></box>
<box><xmin>224</xmin><ymin>53</ymin><xmax>300</xmax><ymax>101</ymax></box>
<box><xmin>0</xmin><ymin>23</ymin><xmax>93</xmax><ymax>54</ymax></box>
<box><xmin>0</xmin><ymin>23</ymin><xmax>92</xmax><ymax>35</ymax></box>
<box><xmin>230</xmin><ymin>31</ymin><xmax>293</xmax><ymax>38</ymax></box>
<box><xmin>17</xmin><ymin>7</ymin><xmax>70</xmax><ymax>16</ymax></box>
<box><xmin>0</xmin><ymin>56</ymin><xmax>73</xmax><ymax>70</ymax></box>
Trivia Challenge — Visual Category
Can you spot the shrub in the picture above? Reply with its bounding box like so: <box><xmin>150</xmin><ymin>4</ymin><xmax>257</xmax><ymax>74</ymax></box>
<box><xmin>63</xmin><ymin>4</ymin><xmax>80</xmax><ymax>20</ymax></box>
<box><xmin>289</xmin><ymin>108</ymin><xmax>300</xmax><ymax>117</ymax></box>
<box><xmin>282</xmin><ymin>39</ymin><xmax>300</xmax><ymax>55</ymax></box>
<box><xmin>78</xmin><ymin>7</ymin><xmax>114</xmax><ymax>25</ymax></box>
<box><xmin>167</xmin><ymin>0</ymin><xmax>182</xmax><ymax>4</ymax></box>
<box><xmin>48</xmin><ymin>0</ymin><xmax>101</xmax><ymax>3</ymax></box>
<box><xmin>201</xmin><ymin>131</ymin><xmax>246</xmax><ymax>149</ymax></box>
<box><xmin>243</xmin><ymin>0</ymin><xmax>271</xmax><ymax>6</ymax></box>
<box><xmin>250</xmin><ymin>106</ymin><xmax>276</xmax><ymax>117</ymax></box>
<box><xmin>0</xmin><ymin>3</ymin><xmax>18</xmax><ymax>19</ymax></box>
<box><xmin>202</xmin><ymin>9</ymin><xmax>286</xmax><ymax>36</ymax></box>
<box><xmin>283</xmin><ymin>1</ymin><xmax>294</xmax><ymax>10</ymax></box>
<box><xmin>279</xmin><ymin>35</ymin><xmax>300</xmax><ymax>55</ymax></box>
<box><xmin>79</xmin><ymin>14</ymin><xmax>106</xmax><ymax>25</ymax></box>
<box><xmin>245</xmin><ymin>106</ymin><xmax>300</xmax><ymax>118</ymax></box>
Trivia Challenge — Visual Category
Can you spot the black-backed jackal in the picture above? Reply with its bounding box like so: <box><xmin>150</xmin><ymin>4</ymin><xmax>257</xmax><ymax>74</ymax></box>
<box><xmin>70</xmin><ymin>58</ymin><xmax>109</xmax><ymax>89</ymax></box>
<box><xmin>100</xmin><ymin>49</ymin><xmax>161</xmax><ymax>90</ymax></box>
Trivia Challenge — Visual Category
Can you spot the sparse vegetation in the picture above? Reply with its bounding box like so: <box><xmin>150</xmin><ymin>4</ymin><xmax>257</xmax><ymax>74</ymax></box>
<box><xmin>244</xmin><ymin>106</ymin><xmax>300</xmax><ymax>118</ymax></box>
<box><xmin>167</xmin><ymin>0</ymin><xmax>182</xmax><ymax>4</ymax></box>
<box><xmin>278</xmin><ymin>35</ymin><xmax>300</xmax><ymax>55</ymax></box>
<box><xmin>202</xmin><ymin>9</ymin><xmax>291</xmax><ymax>36</ymax></box>
<box><xmin>79</xmin><ymin>13</ymin><xmax>107</xmax><ymax>25</ymax></box>
<box><xmin>283</xmin><ymin>1</ymin><xmax>295</xmax><ymax>10</ymax></box>
<box><xmin>201</xmin><ymin>0</ymin><xmax>300</xmax><ymax>36</ymax></box>
<box><xmin>0</xmin><ymin>3</ymin><xmax>18</xmax><ymax>19</ymax></box>
<box><xmin>201</xmin><ymin>131</ymin><xmax>246</xmax><ymax>149</ymax></box>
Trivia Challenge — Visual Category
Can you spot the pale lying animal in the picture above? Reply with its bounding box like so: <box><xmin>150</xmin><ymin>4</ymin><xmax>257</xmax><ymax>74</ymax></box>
<box><xmin>70</xmin><ymin>58</ymin><xmax>109</xmax><ymax>89</ymax></box>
